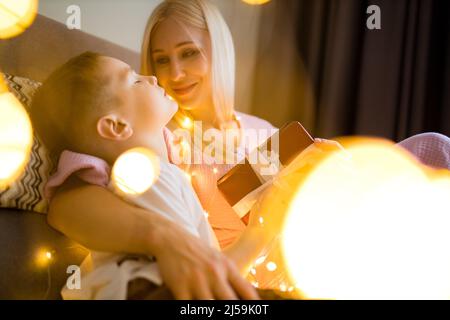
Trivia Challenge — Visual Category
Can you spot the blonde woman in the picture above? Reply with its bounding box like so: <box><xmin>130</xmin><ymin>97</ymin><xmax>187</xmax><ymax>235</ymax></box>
<box><xmin>141</xmin><ymin>0</ymin><xmax>281</xmax><ymax>249</ymax></box>
<box><xmin>47</xmin><ymin>0</ymin><xmax>282</xmax><ymax>300</ymax></box>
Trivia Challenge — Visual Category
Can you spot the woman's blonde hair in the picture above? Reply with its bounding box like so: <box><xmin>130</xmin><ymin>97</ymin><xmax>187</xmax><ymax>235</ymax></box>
<box><xmin>141</xmin><ymin>0</ymin><xmax>235</xmax><ymax>125</ymax></box>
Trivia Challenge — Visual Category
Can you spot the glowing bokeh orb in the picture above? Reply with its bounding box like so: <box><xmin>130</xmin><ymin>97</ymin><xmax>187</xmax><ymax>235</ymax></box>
<box><xmin>0</xmin><ymin>79</ymin><xmax>33</xmax><ymax>189</ymax></box>
<box><xmin>0</xmin><ymin>0</ymin><xmax>38</xmax><ymax>39</ymax></box>
<box><xmin>242</xmin><ymin>0</ymin><xmax>271</xmax><ymax>5</ymax></box>
<box><xmin>281</xmin><ymin>138</ymin><xmax>450</xmax><ymax>299</ymax></box>
<box><xmin>111</xmin><ymin>147</ymin><xmax>160</xmax><ymax>196</ymax></box>
<box><xmin>35</xmin><ymin>248</ymin><xmax>53</xmax><ymax>268</ymax></box>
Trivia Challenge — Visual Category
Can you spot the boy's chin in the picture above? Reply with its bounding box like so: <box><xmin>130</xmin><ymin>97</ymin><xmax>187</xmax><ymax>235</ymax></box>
<box><xmin>168</xmin><ymin>101</ymin><xmax>179</xmax><ymax>119</ymax></box>
<box><xmin>162</xmin><ymin>111</ymin><xmax>177</xmax><ymax>127</ymax></box>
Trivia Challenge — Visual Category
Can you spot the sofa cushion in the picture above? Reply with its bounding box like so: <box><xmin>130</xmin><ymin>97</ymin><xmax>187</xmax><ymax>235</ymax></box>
<box><xmin>0</xmin><ymin>74</ymin><xmax>53</xmax><ymax>213</ymax></box>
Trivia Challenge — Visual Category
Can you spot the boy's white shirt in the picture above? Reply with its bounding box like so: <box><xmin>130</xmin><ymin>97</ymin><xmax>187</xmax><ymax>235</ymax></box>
<box><xmin>61</xmin><ymin>161</ymin><xmax>219</xmax><ymax>300</ymax></box>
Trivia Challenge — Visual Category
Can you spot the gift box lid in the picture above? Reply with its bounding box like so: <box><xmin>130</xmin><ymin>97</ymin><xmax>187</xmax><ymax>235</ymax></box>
<box><xmin>217</xmin><ymin>121</ymin><xmax>314</xmax><ymax>207</ymax></box>
<box><xmin>217</xmin><ymin>158</ymin><xmax>260</xmax><ymax>207</ymax></box>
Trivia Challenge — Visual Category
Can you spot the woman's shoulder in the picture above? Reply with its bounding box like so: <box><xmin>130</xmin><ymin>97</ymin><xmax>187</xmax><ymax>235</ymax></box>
<box><xmin>236</xmin><ymin>111</ymin><xmax>277</xmax><ymax>131</ymax></box>
<box><xmin>236</xmin><ymin>112</ymin><xmax>278</xmax><ymax>148</ymax></box>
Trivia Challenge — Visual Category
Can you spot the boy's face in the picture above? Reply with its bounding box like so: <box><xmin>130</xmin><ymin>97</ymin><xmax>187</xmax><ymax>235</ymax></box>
<box><xmin>102</xmin><ymin>56</ymin><xmax>178</xmax><ymax>136</ymax></box>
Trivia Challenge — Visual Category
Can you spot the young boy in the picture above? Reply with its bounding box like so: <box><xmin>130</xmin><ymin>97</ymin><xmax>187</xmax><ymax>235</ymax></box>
<box><xmin>31</xmin><ymin>52</ymin><xmax>285</xmax><ymax>299</ymax></box>
<box><xmin>30</xmin><ymin>52</ymin><xmax>228</xmax><ymax>299</ymax></box>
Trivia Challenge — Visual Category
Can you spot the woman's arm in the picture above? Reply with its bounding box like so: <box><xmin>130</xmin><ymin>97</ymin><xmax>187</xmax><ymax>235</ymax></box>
<box><xmin>48</xmin><ymin>177</ymin><xmax>259</xmax><ymax>300</ymax></box>
<box><xmin>222</xmin><ymin>188</ymin><xmax>281</xmax><ymax>276</ymax></box>
<box><xmin>223</xmin><ymin>226</ymin><xmax>268</xmax><ymax>275</ymax></box>
<box><xmin>48</xmin><ymin>176</ymin><xmax>170</xmax><ymax>255</ymax></box>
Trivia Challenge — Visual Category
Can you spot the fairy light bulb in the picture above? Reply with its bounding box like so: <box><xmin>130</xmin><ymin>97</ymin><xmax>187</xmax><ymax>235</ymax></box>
<box><xmin>36</xmin><ymin>248</ymin><xmax>54</xmax><ymax>268</ymax></box>
<box><xmin>0</xmin><ymin>0</ymin><xmax>38</xmax><ymax>39</ymax></box>
<box><xmin>266</xmin><ymin>261</ymin><xmax>277</xmax><ymax>272</ymax></box>
<box><xmin>111</xmin><ymin>147</ymin><xmax>160</xmax><ymax>196</ymax></box>
<box><xmin>254</xmin><ymin>255</ymin><xmax>266</xmax><ymax>266</ymax></box>
<box><xmin>181</xmin><ymin>116</ymin><xmax>193</xmax><ymax>130</ymax></box>
<box><xmin>180</xmin><ymin>138</ymin><xmax>191</xmax><ymax>157</ymax></box>
<box><xmin>0</xmin><ymin>75</ymin><xmax>33</xmax><ymax>189</ymax></box>
<box><xmin>180</xmin><ymin>138</ymin><xmax>190</xmax><ymax>150</ymax></box>
<box><xmin>213</xmin><ymin>167</ymin><xmax>218</xmax><ymax>174</ymax></box>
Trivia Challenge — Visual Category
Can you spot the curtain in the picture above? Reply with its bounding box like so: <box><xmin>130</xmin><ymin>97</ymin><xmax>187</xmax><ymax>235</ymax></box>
<box><xmin>250</xmin><ymin>0</ymin><xmax>450</xmax><ymax>141</ymax></box>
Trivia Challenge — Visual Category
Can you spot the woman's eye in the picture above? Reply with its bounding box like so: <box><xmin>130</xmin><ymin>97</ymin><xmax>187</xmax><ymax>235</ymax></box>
<box><xmin>134</xmin><ymin>80</ymin><xmax>142</xmax><ymax>84</ymax></box>
<box><xmin>182</xmin><ymin>49</ymin><xmax>199</xmax><ymax>58</ymax></box>
<box><xmin>155</xmin><ymin>56</ymin><xmax>169</xmax><ymax>65</ymax></box>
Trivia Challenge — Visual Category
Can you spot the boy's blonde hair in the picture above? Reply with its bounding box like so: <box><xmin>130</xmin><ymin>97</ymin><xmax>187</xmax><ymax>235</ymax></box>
<box><xmin>141</xmin><ymin>0</ymin><xmax>235</xmax><ymax>125</ymax></box>
<box><xmin>30</xmin><ymin>52</ymin><xmax>113</xmax><ymax>160</ymax></box>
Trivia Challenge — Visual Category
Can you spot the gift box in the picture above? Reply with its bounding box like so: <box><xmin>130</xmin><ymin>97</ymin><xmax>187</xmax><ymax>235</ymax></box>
<box><xmin>217</xmin><ymin>121</ymin><xmax>315</xmax><ymax>224</ymax></box>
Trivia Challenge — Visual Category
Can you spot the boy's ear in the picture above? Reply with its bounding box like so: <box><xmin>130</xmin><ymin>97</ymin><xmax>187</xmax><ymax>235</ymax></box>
<box><xmin>97</xmin><ymin>114</ymin><xmax>133</xmax><ymax>141</ymax></box>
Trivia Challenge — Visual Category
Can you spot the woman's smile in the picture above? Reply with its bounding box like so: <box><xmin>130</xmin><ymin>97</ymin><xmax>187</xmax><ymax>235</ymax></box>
<box><xmin>171</xmin><ymin>82</ymin><xmax>198</xmax><ymax>97</ymax></box>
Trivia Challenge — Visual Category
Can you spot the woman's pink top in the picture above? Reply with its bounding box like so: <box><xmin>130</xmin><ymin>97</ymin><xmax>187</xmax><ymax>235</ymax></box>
<box><xmin>187</xmin><ymin>113</ymin><xmax>276</xmax><ymax>248</ymax></box>
<box><xmin>45</xmin><ymin>112</ymin><xmax>276</xmax><ymax>249</ymax></box>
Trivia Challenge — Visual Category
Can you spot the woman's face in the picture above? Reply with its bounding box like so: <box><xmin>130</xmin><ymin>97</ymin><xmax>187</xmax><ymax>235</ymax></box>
<box><xmin>150</xmin><ymin>16</ymin><xmax>212</xmax><ymax>113</ymax></box>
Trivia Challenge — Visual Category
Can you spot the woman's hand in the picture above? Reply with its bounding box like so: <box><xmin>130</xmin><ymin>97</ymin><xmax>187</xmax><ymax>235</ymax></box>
<box><xmin>153</xmin><ymin>222</ymin><xmax>260</xmax><ymax>300</ymax></box>
<box><xmin>313</xmin><ymin>138</ymin><xmax>345</xmax><ymax>151</ymax></box>
<box><xmin>246</xmin><ymin>182</ymin><xmax>290</xmax><ymax>246</ymax></box>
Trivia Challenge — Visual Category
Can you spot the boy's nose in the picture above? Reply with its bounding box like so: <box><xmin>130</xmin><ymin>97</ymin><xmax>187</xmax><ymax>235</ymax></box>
<box><xmin>146</xmin><ymin>76</ymin><xmax>158</xmax><ymax>85</ymax></box>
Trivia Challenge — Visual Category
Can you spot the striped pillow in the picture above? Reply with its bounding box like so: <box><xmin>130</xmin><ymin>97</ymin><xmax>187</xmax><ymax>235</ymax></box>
<box><xmin>0</xmin><ymin>74</ymin><xmax>54</xmax><ymax>213</ymax></box>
